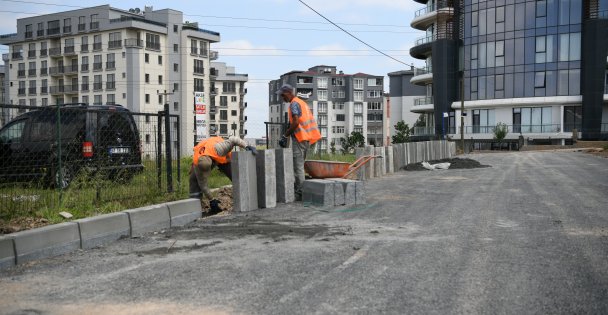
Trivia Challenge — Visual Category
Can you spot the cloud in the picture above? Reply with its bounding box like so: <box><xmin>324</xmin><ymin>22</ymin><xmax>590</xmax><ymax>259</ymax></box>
<box><xmin>215</xmin><ymin>40</ymin><xmax>284</xmax><ymax>57</ymax></box>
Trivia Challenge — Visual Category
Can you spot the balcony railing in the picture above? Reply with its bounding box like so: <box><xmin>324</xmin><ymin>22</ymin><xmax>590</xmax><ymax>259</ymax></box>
<box><xmin>17</xmin><ymin>70</ymin><xmax>25</xmax><ymax>77</ymax></box>
<box><xmin>210</xmin><ymin>88</ymin><xmax>217</xmax><ymax>95</ymax></box>
<box><xmin>106</xmin><ymin>82</ymin><xmax>115</xmax><ymax>90</ymax></box>
<box><xmin>25</xmin><ymin>31</ymin><xmax>33</xmax><ymax>38</ymax></box>
<box><xmin>47</xmin><ymin>28</ymin><xmax>60</xmax><ymax>36</ymax></box>
<box><xmin>17</xmin><ymin>88</ymin><xmax>26</xmax><ymax>95</ymax></box>
<box><xmin>414</xmin><ymin>35</ymin><xmax>435</xmax><ymax>46</ymax></box>
<box><xmin>108</xmin><ymin>40</ymin><xmax>122</xmax><ymax>49</ymax></box>
<box><xmin>415</xmin><ymin>5</ymin><xmax>435</xmax><ymax>17</ymax></box>
<box><xmin>81</xmin><ymin>44</ymin><xmax>88</xmax><ymax>52</ymax></box>
<box><xmin>78</xmin><ymin>23</ymin><xmax>85</xmax><ymax>31</ymax></box>
<box><xmin>146</xmin><ymin>41</ymin><xmax>160</xmax><ymax>50</ymax></box>
<box><xmin>93</xmin><ymin>62</ymin><xmax>102</xmax><ymax>71</ymax></box>
<box><xmin>81</xmin><ymin>83</ymin><xmax>89</xmax><ymax>91</ymax></box>
<box><xmin>49</xmin><ymin>47</ymin><xmax>61</xmax><ymax>56</ymax></box>
<box><xmin>64</xmin><ymin>46</ymin><xmax>75</xmax><ymax>55</ymax></box>
<box><xmin>90</xmin><ymin>22</ymin><xmax>99</xmax><ymax>30</ymax></box>
<box><xmin>93</xmin><ymin>43</ymin><xmax>102</xmax><ymax>51</ymax></box>
<box><xmin>194</xmin><ymin>67</ymin><xmax>205</xmax><ymax>75</ymax></box>
<box><xmin>49</xmin><ymin>66</ymin><xmax>65</xmax><ymax>76</ymax></box>
<box><xmin>28</xmin><ymin>87</ymin><xmax>37</xmax><ymax>95</ymax></box>
<box><xmin>12</xmin><ymin>52</ymin><xmax>22</xmax><ymax>60</ymax></box>
<box><xmin>239</xmin><ymin>88</ymin><xmax>247</xmax><ymax>94</ymax></box>
<box><xmin>49</xmin><ymin>86</ymin><xmax>65</xmax><ymax>94</ymax></box>
<box><xmin>210</xmin><ymin>50</ymin><xmax>218</xmax><ymax>60</ymax></box>
<box><xmin>191</xmin><ymin>47</ymin><xmax>198</xmax><ymax>55</ymax></box>
<box><xmin>81</xmin><ymin>64</ymin><xmax>89</xmax><ymax>71</ymax></box>
<box><xmin>63</xmin><ymin>26</ymin><xmax>71</xmax><ymax>33</ymax></box>
<box><xmin>124</xmin><ymin>39</ymin><xmax>143</xmax><ymax>48</ymax></box>
<box><xmin>464</xmin><ymin>124</ymin><xmax>562</xmax><ymax>134</ymax></box>
<box><xmin>414</xmin><ymin>66</ymin><xmax>432</xmax><ymax>76</ymax></box>
<box><xmin>66</xmin><ymin>64</ymin><xmax>78</xmax><ymax>74</ymax></box>
<box><xmin>412</xmin><ymin>126</ymin><xmax>435</xmax><ymax>136</ymax></box>
<box><xmin>40</xmin><ymin>86</ymin><xmax>48</xmax><ymax>94</ymax></box>
<box><xmin>40</xmin><ymin>48</ymin><xmax>48</xmax><ymax>57</ymax></box>
<box><xmin>414</xmin><ymin>96</ymin><xmax>434</xmax><ymax>106</ymax></box>
<box><xmin>64</xmin><ymin>85</ymin><xmax>78</xmax><ymax>93</ymax></box>
<box><xmin>106</xmin><ymin>61</ymin><xmax>115</xmax><ymax>69</ymax></box>
<box><xmin>37</xmin><ymin>29</ymin><xmax>44</xmax><ymax>37</ymax></box>
<box><xmin>28</xmin><ymin>69</ymin><xmax>36</xmax><ymax>76</ymax></box>
<box><xmin>27</xmin><ymin>50</ymin><xmax>36</xmax><ymax>58</ymax></box>
<box><xmin>40</xmin><ymin>68</ymin><xmax>48</xmax><ymax>75</ymax></box>
<box><xmin>93</xmin><ymin>82</ymin><xmax>103</xmax><ymax>90</ymax></box>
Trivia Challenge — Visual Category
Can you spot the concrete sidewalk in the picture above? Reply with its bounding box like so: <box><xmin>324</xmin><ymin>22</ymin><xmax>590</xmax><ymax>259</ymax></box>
<box><xmin>1</xmin><ymin>151</ymin><xmax>607</xmax><ymax>315</ymax></box>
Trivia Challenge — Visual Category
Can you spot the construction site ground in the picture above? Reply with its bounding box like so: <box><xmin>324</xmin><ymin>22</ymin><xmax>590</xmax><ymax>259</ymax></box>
<box><xmin>1</xmin><ymin>151</ymin><xmax>607</xmax><ymax>314</ymax></box>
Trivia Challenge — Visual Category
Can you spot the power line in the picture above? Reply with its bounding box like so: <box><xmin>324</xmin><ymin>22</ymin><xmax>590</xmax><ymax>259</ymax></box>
<box><xmin>0</xmin><ymin>0</ymin><xmax>412</xmax><ymax>28</ymax></box>
<box><xmin>297</xmin><ymin>0</ymin><xmax>412</xmax><ymax>67</ymax></box>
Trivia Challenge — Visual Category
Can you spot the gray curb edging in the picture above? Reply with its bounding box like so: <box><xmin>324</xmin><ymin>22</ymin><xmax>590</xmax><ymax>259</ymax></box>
<box><xmin>0</xmin><ymin>198</ymin><xmax>203</xmax><ymax>270</ymax></box>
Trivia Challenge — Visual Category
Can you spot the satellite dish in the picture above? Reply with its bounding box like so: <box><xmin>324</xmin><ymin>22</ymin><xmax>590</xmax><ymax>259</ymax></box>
<box><xmin>128</xmin><ymin>8</ymin><xmax>135</xmax><ymax>13</ymax></box>
<box><xmin>134</xmin><ymin>8</ymin><xmax>141</xmax><ymax>14</ymax></box>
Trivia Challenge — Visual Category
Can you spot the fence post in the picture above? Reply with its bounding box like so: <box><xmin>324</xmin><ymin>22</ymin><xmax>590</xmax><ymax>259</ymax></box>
<box><xmin>55</xmin><ymin>101</ymin><xmax>63</xmax><ymax>207</ymax></box>
<box><xmin>156</xmin><ymin>112</ymin><xmax>163</xmax><ymax>190</ymax></box>
<box><xmin>176</xmin><ymin>115</ymin><xmax>181</xmax><ymax>189</ymax></box>
<box><xmin>164</xmin><ymin>104</ymin><xmax>173</xmax><ymax>193</ymax></box>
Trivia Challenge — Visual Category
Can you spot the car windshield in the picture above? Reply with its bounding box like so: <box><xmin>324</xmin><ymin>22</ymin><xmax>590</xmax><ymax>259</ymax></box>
<box><xmin>0</xmin><ymin>119</ymin><xmax>27</xmax><ymax>144</ymax></box>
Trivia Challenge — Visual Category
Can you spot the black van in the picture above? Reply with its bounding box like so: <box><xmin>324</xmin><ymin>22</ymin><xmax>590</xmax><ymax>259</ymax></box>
<box><xmin>0</xmin><ymin>104</ymin><xmax>143</xmax><ymax>188</ymax></box>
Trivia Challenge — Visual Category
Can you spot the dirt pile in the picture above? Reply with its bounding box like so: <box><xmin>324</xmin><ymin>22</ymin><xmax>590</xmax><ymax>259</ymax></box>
<box><xmin>402</xmin><ymin>158</ymin><xmax>490</xmax><ymax>171</ymax></box>
<box><xmin>201</xmin><ymin>186</ymin><xmax>234</xmax><ymax>215</ymax></box>
<box><xmin>0</xmin><ymin>217</ymin><xmax>50</xmax><ymax>234</ymax></box>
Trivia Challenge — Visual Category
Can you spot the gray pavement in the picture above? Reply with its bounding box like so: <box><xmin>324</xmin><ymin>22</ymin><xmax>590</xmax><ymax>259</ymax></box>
<box><xmin>1</xmin><ymin>151</ymin><xmax>607</xmax><ymax>315</ymax></box>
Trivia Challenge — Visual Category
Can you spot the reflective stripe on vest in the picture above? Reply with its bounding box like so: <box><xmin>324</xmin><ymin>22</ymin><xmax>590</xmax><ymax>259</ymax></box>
<box><xmin>193</xmin><ymin>136</ymin><xmax>231</xmax><ymax>165</ymax></box>
<box><xmin>288</xmin><ymin>97</ymin><xmax>322</xmax><ymax>145</ymax></box>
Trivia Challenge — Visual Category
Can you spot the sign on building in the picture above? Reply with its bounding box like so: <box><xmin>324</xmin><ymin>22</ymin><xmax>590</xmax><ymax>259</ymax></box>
<box><xmin>194</xmin><ymin>92</ymin><xmax>207</xmax><ymax>141</ymax></box>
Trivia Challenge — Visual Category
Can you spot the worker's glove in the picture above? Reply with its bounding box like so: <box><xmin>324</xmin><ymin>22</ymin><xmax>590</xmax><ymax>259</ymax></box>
<box><xmin>279</xmin><ymin>136</ymin><xmax>289</xmax><ymax>148</ymax></box>
<box><xmin>209</xmin><ymin>199</ymin><xmax>221</xmax><ymax>215</ymax></box>
<box><xmin>245</xmin><ymin>145</ymin><xmax>258</xmax><ymax>155</ymax></box>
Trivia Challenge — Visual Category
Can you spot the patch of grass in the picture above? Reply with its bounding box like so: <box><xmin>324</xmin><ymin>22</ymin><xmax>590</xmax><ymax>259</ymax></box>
<box><xmin>0</xmin><ymin>158</ymin><xmax>231</xmax><ymax>225</ymax></box>
<box><xmin>604</xmin><ymin>144</ymin><xmax>608</xmax><ymax>151</ymax></box>
<box><xmin>307</xmin><ymin>153</ymin><xmax>357</xmax><ymax>163</ymax></box>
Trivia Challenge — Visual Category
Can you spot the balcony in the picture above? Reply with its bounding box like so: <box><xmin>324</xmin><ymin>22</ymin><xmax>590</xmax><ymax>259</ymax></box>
<box><xmin>49</xmin><ymin>66</ymin><xmax>65</xmax><ymax>76</ymax></box>
<box><xmin>412</xmin><ymin>126</ymin><xmax>435</xmax><ymax>136</ymax></box>
<box><xmin>210</xmin><ymin>88</ymin><xmax>217</xmax><ymax>96</ymax></box>
<box><xmin>145</xmin><ymin>41</ymin><xmax>161</xmax><ymax>51</ymax></box>
<box><xmin>40</xmin><ymin>67</ymin><xmax>48</xmax><ymax>76</ymax></box>
<box><xmin>239</xmin><ymin>88</ymin><xmax>247</xmax><ymax>95</ymax></box>
<box><xmin>49</xmin><ymin>47</ymin><xmax>61</xmax><ymax>57</ymax></box>
<box><xmin>81</xmin><ymin>44</ymin><xmax>88</xmax><ymax>52</ymax></box>
<box><xmin>194</xmin><ymin>67</ymin><xmax>205</xmax><ymax>75</ymax></box>
<box><xmin>93</xmin><ymin>42</ymin><xmax>102</xmax><ymax>51</ymax></box>
<box><xmin>64</xmin><ymin>85</ymin><xmax>78</xmax><ymax>94</ymax></box>
<box><xmin>78</xmin><ymin>23</ymin><xmax>85</xmax><ymax>32</ymax></box>
<box><xmin>93</xmin><ymin>62</ymin><xmax>102</xmax><ymax>71</ymax></box>
<box><xmin>410</xmin><ymin>66</ymin><xmax>433</xmax><ymax>85</ymax></box>
<box><xmin>411</xmin><ymin>2</ymin><xmax>455</xmax><ymax>31</ymax></box>
<box><xmin>17</xmin><ymin>70</ymin><xmax>25</xmax><ymax>77</ymax></box>
<box><xmin>124</xmin><ymin>39</ymin><xmax>143</xmax><ymax>48</ymax></box>
<box><xmin>210</xmin><ymin>50</ymin><xmax>218</xmax><ymax>60</ymax></box>
<box><xmin>63</xmin><ymin>26</ymin><xmax>72</xmax><ymax>33</ymax></box>
<box><xmin>12</xmin><ymin>52</ymin><xmax>22</xmax><ymax>60</ymax></box>
<box><xmin>108</xmin><ymin>40</ymin><xmax>122</xmax><ymax>49</ymax></box>
<box><xmin>240</xmin><ymin>101</ymin><xmax>247</xmax><ymax>108</ymax></box>
<box><xmin>210</xmin><ymin>68</ymin><xmax>218</xmax><ymax>78</ymax></box>
<box><xmin>28</xmin><ymin>87</ymin><xmax>37</xmax><ymax>95</ymax></box>
<box><xmin>37</xmin><ymin>29</ymin><xmax>44</xmax><ymax>37</ymax></box>
<box><xmin>17</xmin><ymin>88</ymin><xmax>25</xmax><ymax>96</ymax></box>
<box><xmin>412</xmin><ymin>96</ymin><xmax>434</xmax><ymax>113</ymax></box>
<box><xmin>49</xmin><ymin>85</ymin><xmax>65</xmax><ymax>95</ymax></box>
<box><xmin>47</xmin><ymin>28</ymin><xmax>60</xmax><ymax>36</ymax></box>
<box><xmin>64</xmin><ymin>46</ymin><xmax>76</xmax><ymax>55</ymax></box>
<box><xmin>28</xmin><ymin>69</ymin><xmax>36</xmax><ymax>76</ymax></box>
<box><xmin>106</xmin><ymin>61</ymin><xmax>116</xmax><ymax>70</ymax></box>
<box><xmin>40</xmin><ymin>48</ymin><xmax>48</xmax><ymax>57</ymax></box>
<box><xmin>93</xmin><ymin>82</ymin><xmax>102</xmax><ymax>91</ymax></box>
<box><xmin>27</xmin><ymin>50</ymin><xmax>36</xmax><ymax>58</ymax></box>
<box><xmin>25</xmin><ymin>31</ymin><xmax>33</xmax><ymax>38</ymax></box>
<box><xmin>410</xmin><ymin>35</ymin><xmax>434</xmax><ymax>59</ymax></box>
<box><xmin>463</xmin><ymin>124</ymin><xmax>562</xmax><ymax>134</ymax></box>
<box><xmin>106</xmin><ymin>82</ymin><xmax>116</xmax><ymax>90</ymax></box>
<box><xmin>65</xmin><ymin>64</ymin><xmax>78</xmax><ymax>74</ymax></box>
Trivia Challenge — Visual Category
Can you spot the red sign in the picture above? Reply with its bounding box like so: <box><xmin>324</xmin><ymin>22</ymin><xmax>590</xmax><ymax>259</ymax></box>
<box><xmin>195</xmin><ymin>104</ymin><xmax>206</xmax><ymax>114</ymax></box>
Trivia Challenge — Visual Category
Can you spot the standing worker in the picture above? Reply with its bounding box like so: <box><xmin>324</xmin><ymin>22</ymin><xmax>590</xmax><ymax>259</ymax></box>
<box><xmin>190</xmin><ymin>136</ymin><xmax>257</xmax><ymax>213</ymax></box>
<box><xmin>277</xmin><ymin>84</ymin><xmax>321</xmax><ymax>201</ymax></box>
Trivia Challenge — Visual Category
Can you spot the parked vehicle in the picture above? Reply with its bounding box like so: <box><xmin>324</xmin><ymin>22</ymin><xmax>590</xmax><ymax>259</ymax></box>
<box><xmin>0</xmin><ymin>104</ymin><xmax>143</xmax><ymax>188</ymax></box>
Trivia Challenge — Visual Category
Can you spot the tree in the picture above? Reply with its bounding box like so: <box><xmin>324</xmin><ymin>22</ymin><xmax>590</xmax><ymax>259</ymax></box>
<box><xmin>414</xmin><ymin>114</ymin><xmax>426</xmax><ymax>128</ymax></box>
<box><xmin>330</xmin><ymin>140</ymin><xmax>336</xmax><ymax>154</ymax></box>
<box><xmin>493</xmin><ymin>122</ymin><xmax>508</xmax><ymax>141</ymax></box>
<box><xmin>392</xmin><ymin>120</ymin><xmax>412</xmax><ymax>144</ymax></box>
<box><xmin>340</xmin><ymin>131</ymin><xmax>365</xmax><ymax>154</ymax></box>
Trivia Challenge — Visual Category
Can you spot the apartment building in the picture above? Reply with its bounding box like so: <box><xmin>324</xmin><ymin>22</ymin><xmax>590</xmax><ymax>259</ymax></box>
<box><xmin>209</xmin><ymin>62</ymin><xmax>248</xmax><ymax>138</ymax></box>
<box><xmin>0</xmin><ymin>5</ymin><xmax>238</xmax><ymax>155</ymax></box>
<box><xmin>388</xmin><ymin>68</ymin><xmax>427</xmax><ymax>138</ymax></box>
<box><xmin>268</xmin><ymin>65</ymin><xmax>386</xmax><ymax>151</ymax></box>
<box><xmin>409</xmin><ymin>0</ymin><xmax>608</xmax><ymax>143</ymax></box>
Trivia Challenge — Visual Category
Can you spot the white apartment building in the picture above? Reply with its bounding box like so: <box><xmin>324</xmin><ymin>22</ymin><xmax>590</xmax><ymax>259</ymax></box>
<box><xmin>0</xmin><ymin>5</ymin><xmax>241</xmax><ymax>155</ymax></box>
<box><xmin>209</xmin><ymin>62</ymin><xmax>248</xmax><ymax>138</ymax></box>
<box><xmin>268</xmin><ymin>66</ymin><xmax>387</xmax><ymax>151</ymax></box>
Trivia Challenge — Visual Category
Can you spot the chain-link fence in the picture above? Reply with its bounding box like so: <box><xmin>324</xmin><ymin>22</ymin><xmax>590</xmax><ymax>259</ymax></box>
<box><xmin>0</xmin><ymin>103</ymin><xmax>183</xmax><ymax>219</ymax></box>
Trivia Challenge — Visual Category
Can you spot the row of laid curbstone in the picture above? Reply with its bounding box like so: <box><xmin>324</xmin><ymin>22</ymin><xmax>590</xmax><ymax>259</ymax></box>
<box><xmin>356</xmin><ymin>140</ymin><xmax>457</xmax><ymax>180</ymax></box>
<box><xmin>0</xmin><ymin>198</ymin><xmax>203</xmax><ymax>270</ymax></box>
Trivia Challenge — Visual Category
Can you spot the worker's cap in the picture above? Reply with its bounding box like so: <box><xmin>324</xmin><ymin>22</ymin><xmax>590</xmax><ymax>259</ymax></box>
<box><xmin>275</xmin><ymin>84</ymin><xmax>294</xmax><ymax>95</ymax></box>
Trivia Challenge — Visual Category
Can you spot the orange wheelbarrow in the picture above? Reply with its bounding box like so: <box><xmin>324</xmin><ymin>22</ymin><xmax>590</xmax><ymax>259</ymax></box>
<box><xmin>304</xmin><ymin>155</ymin><xmax>381</xmax><ymax>179</ymax></box>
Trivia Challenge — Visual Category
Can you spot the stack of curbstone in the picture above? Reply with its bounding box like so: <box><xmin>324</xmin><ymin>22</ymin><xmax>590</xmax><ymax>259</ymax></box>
<box><xmin>275</xmin><ymin>149</ymin><xmax>295</xmax><ymax>203</ymax></box>
<box><xmin>354</xmin><ymin>147</ymin><xmax>367</xmax><ymax>181</ymax></box>
<box><xmin>256</xmin><ymin>149</ymin><xmax>277</xmax><ymax>209</ymax></box>
<box><xmin>231</xmin><ymin>151</ymin><xmax>258</xmax><ymax>212</ymax></box>
<box><xmin>364</xmin><ymin>146</ymin><xmax>375</xmax><ymax>179</ymax></box>
<box><xmin>303</xmin><ymin>178</ymin><xmax>366</xmax><ymax>207</ymax></box>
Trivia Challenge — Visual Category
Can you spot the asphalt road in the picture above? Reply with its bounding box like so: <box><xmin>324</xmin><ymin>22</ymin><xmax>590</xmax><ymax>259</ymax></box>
<box><xmin>1</xmin><ymin>151</ymin><xmax>607</xmax><ymax>315</ymax></box>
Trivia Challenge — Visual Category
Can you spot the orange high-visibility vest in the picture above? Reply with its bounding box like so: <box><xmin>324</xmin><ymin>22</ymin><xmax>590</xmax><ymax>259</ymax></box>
<box><xmin>193</xmin><ymin>137</ymin><xmax>231</xmax><ymax>165</ymax></box>
<box><xmin>288</xmin><ymin>97</ymin><xmax>321</xmax><ymax>145</ymax></box>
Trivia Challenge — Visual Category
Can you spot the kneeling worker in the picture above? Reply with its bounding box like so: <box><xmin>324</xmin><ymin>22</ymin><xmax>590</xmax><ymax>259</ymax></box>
<box><xmin>190</xmin><ymin>136</ymin><xmax>257</xmax><ymax>213</ymax></box>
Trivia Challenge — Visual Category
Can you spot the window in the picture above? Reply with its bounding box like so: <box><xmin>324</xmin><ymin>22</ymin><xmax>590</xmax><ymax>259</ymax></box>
<box><xmin>158</xmin><ymin>75</ymin><xmax>163</xmax><ymax>85</ymax></box>
<box><xmin>106</xmin><ymin>53</ymin><xmax>115</xmax><ymax>69</ymax></box>
<box><xmin>368</xmin><ymin>102</ymin><xmax>382</xmax><ymax>110</ymax></box>
<box><xmin>158</xmin><ymin>55</ymin><xmax>162</xmax><ymax>65</ymax></box>
<box><xmin>354</xmin><ymin>91</ymin><xmax>364</xmax><ymax>102</ymax></box>
<box><xmin>81</xmin><ymin>76</ymin><xmax>88</xmax><ymax>91</ymax></box>
<box><xmin>318</xmin><ymin>102</ymin><xmax>327</xmax><ymax>113</ymax></box>
<box><xmin>471</xmin><ymin>44</ymin><xmax>478</xmax><ymax>69</ymax></box>
<box><xmin>0</xmin><ymin>120</ymin><xmax>26</xmax><ymax>143</ymax></box>
<box><xmin>223</xmin><ymin>82</ymin><xmax>236</xmax><ymax>93</ymax></box>
<box><xmin>471</xmin><ymin>109</ymin><xmax>496</xmax><ymax>133</ymax></box>
<box><xmin>231</xmin><ymin>96</ymin><xmax>237</xmax><ymax>102</ymax></box>
<box><xmin>354</xmin><ymin>103</ymin><xmax>363</xmax><ymax>114</ymax></box>
<box><xmin>354</xmin><ymin>78</ymin><xmax>364</xmax><ymax>90</ymax></box>
<box><xmin>317</xmin><ymin>77</ymin><xmax>328</xmax><ymax>88</ymax></box>
<box><xmin>559</xmin><ymin>33</ymin><xmax>581</xmax><ymax>61</ymax></box>
<box><xmin>231</xmin><ymin>110</ymin><xmax>237</xmax><ymax>116</ymax></box>
<box><xmin>194</xmin><ymin>78</ymin><xmax>204</xmax><ymax>92</ymax></box>
<box><xmin>333</xmin><ymin>126</ymin><xmax>345</xmax><ymax>134</ymax></box>
<box><xmin>495</xmin><ymin>41</ymin><xmax>505</xmax><ymax>66</ymax></box>
<box><xmin>496</xmin><ymin>74</ymin><xmax>504</xmax><ymax>91</ymax></box>
<box><xmin>63</xmin><ymin>18</ymin><xmax>71</xmax><ymax>33</ymax></box>
<box><xmin>535</xmin><ymin>72</ymin><xmax>546</xmax><ymax>89</ymax></box>
<box><xmin>332</xmin><ymin>77</ymin><xmax>344</xmax><ymax>86</ymax></box>
<box><xmin>93</xmin><ymin>75</ymin><xmax>102</xmax><ymax>90</ymax></box>
<box><xmin>93</xmin><ymin>55</ymin><xmax>102</xmax><ymax>70</ymax></box>
<box><xmin>173</xmin><ymin>83</ymin><xmax>179</xmax><ymax>91</ymax></box>
<box><xmin>94</xmin><ymin>95</ymin><xmax>102</xmax><ymax>105</ymax></box>
<box><xmin>174</xmin><ymin>102</ymin><xmax>179</xmax><ymax>111</ymax></box>
<box><xmin>158</xmin><ymin>95</ymin><xmax>163</xmax><ymax>104</ymax></box>
<box><xmin>200</xmin><ymin>41</ymin><xmax>208</xmax><ymax>56</ymax></box>
<box><xmin>145</xmin><ymin>33</ymin><xmax>160</xmax><ymax>50</ymax></box>
<box><xmin>37</xmin><ymin>22</ymin><xmax>43</xmax><ymax>36</ymax></box>
<box><xmin>368</xmin><ymin>90</ymin><xmax>381</xmax><ymax>98</ymax></box>
<box><xmin>90</xmin><ymin>14</ymin><xmax>99</xmax><ymax>29</ymax></box>
<box><xmin>143</xmin><ymin>74</ymin><xmax>149</xmax><ymax>84</ymax></box>
<box><xmin>93</xmin><ymin>35</ymin><xmax>101</xmax><ymax>50</ymax></box>
<box><xmin>145</xmin><ymin>94</ymin><xmax>150</xmax><ymax>103</ymax></box>
<box><xmin>42</xmin><ymin>98</ymin><xmax>48</xmax><ymax>106</ymax></box>
<box><xmin>563</xmin><ymin>106</ymin><xmax>582</xmax><ymax>132</ymax></box>
<box><xmin>220</xmin><ymin>96</ymin><xmax>228</xmax><ymax>106</ymax></box>
<box><xmin>220</xmin><ymin>110</ymin><xmax>228</xmax><ymax>121</ymax></box>
<box><xmin>220</xmin><ymin>124</ymin><xmax>228</xmax><ymax>135</ymax></box>
<box><xmin>81</xmin><ymin>36</ymin><xmax>88</xmax><ymax>52</ymax></box>
<box><xmin>78</xmin><ymin>16</ymin><xmax>85</xmax><ymax>31</ymax></box>
<box><xmin>144</xmin><ymin>53</ymin><xmax>149</xmax><ymax>63</ymax></box>
<box><xmin>173</xmin><ymin>24</ymin><xmax>178</xmax><ymax>32</ymax></box>
<box><xmin>48</xmin><ymin>20</ymin><xmax>60</xmax><ymax>35</ymax></box>
<box><xmin>368</xmin><ymin>78</ymin><xmax>380</xmax><ymax>86</ymax></box>
<box><xmin>191</xmin><ymin>39</ymin><xmax>198</xmax><ymax>54</ymax></box>
<box><xmin>107</xmin><ymin>74</ymin><xmax>115</xmax><ymax>90</ymax></box>
<box><xmin>317</xmin><ymin>90</ymin><xmax>328</xmax><ymax>101</ymax></box>
<box><xmin>194</xmin><ymin>59</ymin><xmax>204</xmax><ymax>74</ymax></box>
<box><xmin>107</xmin><ymin>94</ymin><xmax>115</xmax><ymax>105</ymax></box>
<box><xmin>333</xmin><ymin>102</ymin><xmax>344</xmax><ymax>110</ymax></box>
<box><xmin>354</xmin><ymin>115</ymin><xmax>363</xmax><ymax>126</ymax></box>
<box><xmin>332</xmin><ymin>90</ymin><xmax>345</xmax><ymax>98</ymax></box>
<box><xmin>336</xmin><ymin>114</ymin><xmax>345</xmax><ymax>121</ymax></box>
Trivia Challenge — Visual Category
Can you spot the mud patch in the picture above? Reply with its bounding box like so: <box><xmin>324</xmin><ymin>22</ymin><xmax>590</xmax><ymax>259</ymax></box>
<box><xmin>402</xmin><ymin>158</ymin><xmax>490</xmax><ymax>171</ymax></box>
<box><xmin>135</xmin><ymin>241</ymin><xmax>223</xmax><ymax>256</ymax></box>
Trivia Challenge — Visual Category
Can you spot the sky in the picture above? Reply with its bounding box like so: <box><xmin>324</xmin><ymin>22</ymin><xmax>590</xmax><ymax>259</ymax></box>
<box><xmin>0</xmin><ymin>0</ymin><xmax>426</xmax><ymax>138</ymax></box>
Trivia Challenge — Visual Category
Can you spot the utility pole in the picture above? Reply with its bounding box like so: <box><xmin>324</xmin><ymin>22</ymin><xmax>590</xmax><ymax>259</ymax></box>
<box><xmin>460</xmin><ymin>79</ymin><xmax>465</xmax><ymax>154</ymax></box>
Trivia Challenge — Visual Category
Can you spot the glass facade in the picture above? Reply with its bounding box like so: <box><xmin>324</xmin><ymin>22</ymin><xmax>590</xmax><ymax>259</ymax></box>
<box><xmin>463</xmin><ymin>0</ymin><xmax>583</xmax><ymax>101</ymax></box>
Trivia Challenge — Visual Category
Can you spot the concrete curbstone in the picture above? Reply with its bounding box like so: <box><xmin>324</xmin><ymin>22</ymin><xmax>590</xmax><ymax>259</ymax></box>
<box><xmin>355</xmin><ymin>181</ymin><xmax>366</xmax><ymax>204</ymax></box>
<box><xmin>302</xmin><ymin>179</ymin><xmax>335</xmax><ymax>208</ymax></box>
<box><xmin>386</xmin><ymin>146</ymin><xmax>394</xmax><ymax>174</ymax></box>
<box><xmin>374</xmin><ymin>147</ymin><xmax>385</xmax><ymax>177</ymax></box>
<box><xmin>256</xmin><ymin>149</ymin><xmax>277</xmax><ymax>209</ymax></box>
<box><xmin>392</xmin><ymin>145</ymin><xmax>400</xmax><ymax>172</ymax></box>
<box><xmin>124</xmin><ymin>204</ymin><xmax>170</xmax><ymax>237</ymax></box>
<box><xmin>276</xmin><ymin>149</ymin><xmax>295</xmax><ymax>203</ymax></box>
<box><xmin>364</xmin><ymin>146</ymin><xmax>375</xmax><ymax>179</ymax></box>
<box><xmin>0</xmin><ymin>236</ymin><xmax>15</xmax><ymax>269</ymax></box>
<box><xmin>232</xmin><ymin>151</ymin><xmax>258</xmax><ymax>212</ymax></box>
<box><xmin>76</xmin><ymin>212</ymin><xmax>130</xmax><ymax>250</ymax></box>
<box><xmin>330</xmin><ymin>178</ymin><xmax>357</xmax><ymax>206</ymax></box>
<box><xmin>355</xmin><ymin>147</ymin><xmax>367</xmax><ymax>181</ymax></box>
<box><xmin>12</xmin><ymin>222</ymin><xmax>80</xmax><ymax>264</ymax></box>
<box><xmin>166</xmin><ymin>199</ymin><xmax>202</xmax><ymax>227</ymax></box>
